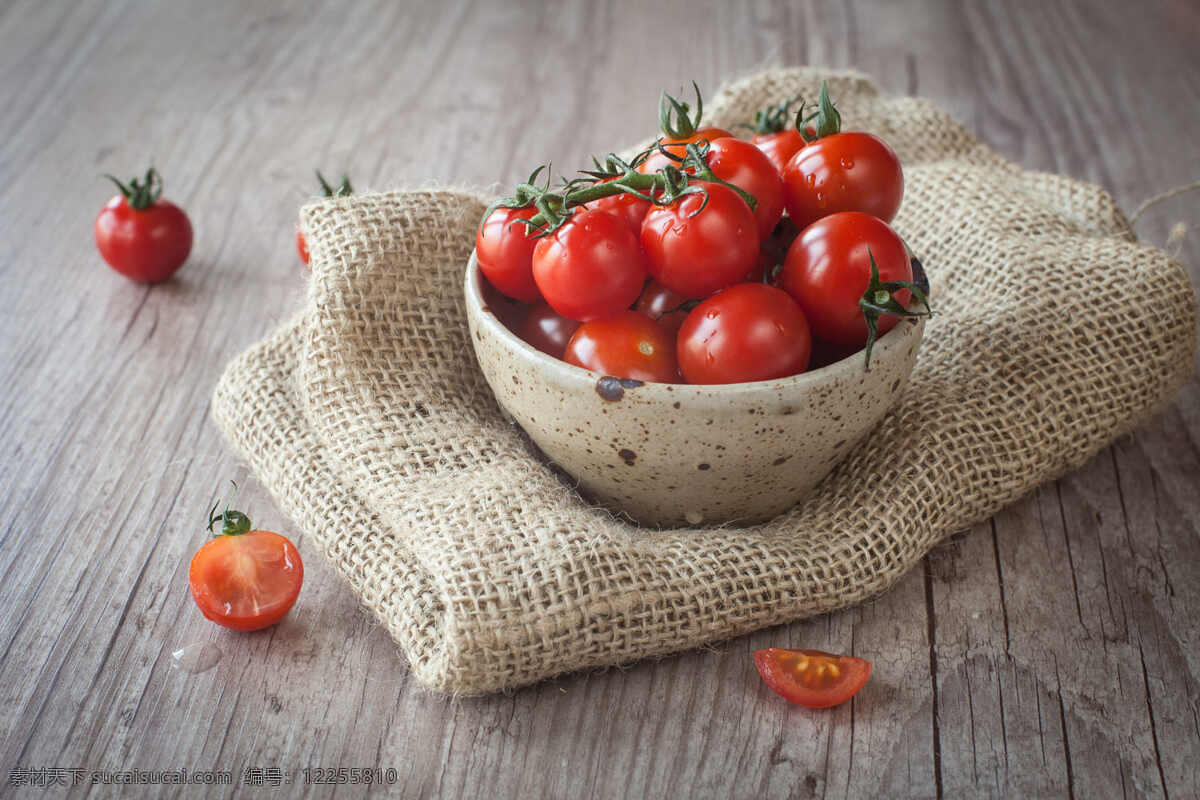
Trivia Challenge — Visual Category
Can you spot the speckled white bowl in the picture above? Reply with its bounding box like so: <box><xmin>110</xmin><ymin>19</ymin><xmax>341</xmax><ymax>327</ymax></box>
<box><xmin>465</xmin><ymin>253</ymin><xmax>926</xmax><ymax>528</ymax></box>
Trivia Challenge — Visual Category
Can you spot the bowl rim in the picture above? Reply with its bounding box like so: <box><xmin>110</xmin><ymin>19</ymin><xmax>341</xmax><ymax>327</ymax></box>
<box><xmin>465</xmin><ymin>251</ymin><xmax>927</xmax><ymax>402</ymax></box>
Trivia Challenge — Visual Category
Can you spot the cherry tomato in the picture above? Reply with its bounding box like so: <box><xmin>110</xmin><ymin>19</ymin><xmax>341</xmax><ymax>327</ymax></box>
<box><xmin>778</xmin><ymin>211</ymin><xmax>911</xmax><ymax>348</ymax></box>
<box><xmin>677</xmin><ymin>283</ymin><xmax>811</xmax><ymax>384</ymax></box>
<box><xmin>476</xmin><ymin>205</ymin><xmax>543</xmax><ymax>303</ymax></box>
<box><xmin>190</xmin><ymin>500</ymin><xmax>303</xmax><ymax>632</ymax></box>
<box><xmin>752</xmin><ymin>128</ymin><xmax>808</xmax><ymax>176</ymax></box>
<box><xmin>640</xmin><ymin>183</ymin><xmax>758</xmax><ymax>299</ymax></box>
<box><xmin>297</xmin><ymin>171</ymin><xmax>352</xmax><ymax>269</ymax></box>
<box><xmin>754</xmin><ymin>648</ymin><xmax>872</xmax><ymax>708</ymax></box>
<box><xmin>691</xmin><ymin>137</ymin><xmax>784</xmax><ymax>240</ymax></box>
<box><xmin>638</xmin><ymin>126</ymin><xmax>736</xmax><ymax>174</ymax></box>
<box><xmin>781</xmin><ymin>131</ymin><xmax>903</xmax><ymax>230</ymax></box>
<box><xmin>583</xmin><ymin>178</ymin><xmax>653</xmax><ymax>232</ymax></box>
<box><xmin>516</xmin><ymin>301</ymin><xmax>581</xmax><ymax>358</ymax></box>
<box><xmin>532</xmin><ymin>209</ymin><xmax>647</xmax><ymax>321</ymax></box>
<box><xmin>564</xmin><ymin>310</ymin><xmax>681</xmax><ymax>383</ymax></box>
<box><xmin>94</xmin><ymin>168</ymin><xmax>192</xmax><ymax>283</ymax></box>
<box><xmin>296</xmin><ymin>226</ymin><xmax>310</xmax><ymax>265</ymax></box>
<box><xmin>634</xmin><ymin>280</ymin><xmax>691</xmax><ymax>337</ymax></box>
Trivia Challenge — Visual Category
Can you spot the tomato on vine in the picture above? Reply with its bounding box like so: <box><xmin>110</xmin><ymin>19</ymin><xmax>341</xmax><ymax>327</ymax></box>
<box><xmin>582</xmin><ymin>177</ymin><xmax>653</xmax><ymax>232</ymax></box>
<box><xmin>189</xmin><ymin>485</ymin><xmax>303</xmax><ymax>632</ymax></box>
<box><xmin>564</xmin><ymin>310</ymin><xmax>681</xmax><ymax>383</ymax></box>
<box><xmin>532</xmin><ymin>208</ymin><xmax>647</xmax><ymax>321</ymax></box>
<box><xmin>781</xmin><ymin>83</ymin><xmax>903</xmax><ymax>230</ymax></box>
<box><xmin>691</xmin><ymin>137</ymin><xmax>784</xmax><ymax>240</ymax></box>
<box><xmin>676</xmin><ymin>283</ymin><xmax>811</xmax><ymax>384</ymax></box>
<box><xmin>477</xmin><ymin>204</ymin><xmax>543</xmax><ymax>303</ymax></box>
<box><xmin>638</xmin><ymin>83</ymin><xmax>734</xmax><ymax>175</ymax></box>
<box><xmin>641</xmin><ymin>182</ymin><xmax>758</xmax><ymax>299</ymax></box>
<box><xmin>297</xmin><ymin>171</ymin><xmax>352</xmax><ymax>268</ymax></box>
<box><xmin>94</xmin><ymin>167</ymin><xmax>192</xmax><ymax>283</ymax></box>
<box><xmin>754</xmin><ymin>649</ymin><xmax>872</xmax><ymax>708</ymax></box>
<box><xmin>741</xmin><ymin>96</ymin><xmax>812</xmax><ymax>176</ymax></box>
<box><xmin>778</xmin><ymin>211</ymin><xmax>928</xmax><ymax>367</ymax></box>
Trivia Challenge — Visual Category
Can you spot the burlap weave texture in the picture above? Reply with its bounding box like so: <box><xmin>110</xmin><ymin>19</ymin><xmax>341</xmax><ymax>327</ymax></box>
<box><xmin>212</xmin><ymin>69</ymin><xmax>1196</xmax><ymax>695</ymax></box>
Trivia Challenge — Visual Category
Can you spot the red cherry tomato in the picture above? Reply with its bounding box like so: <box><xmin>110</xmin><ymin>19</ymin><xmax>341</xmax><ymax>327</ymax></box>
<box><xmin>677</xmin><ymin>283</ymin><xmax>811</xmax><ymax>384</ymax></box>
<box><xmin>476</xmin><ymin>205</ymin><xmax>542</xmax><ymax>303</ymax></box>
<box><xmin>583</xmin><ymin>178</ymin><xmax>653</xmax><ymax>232</ymax></box>
<box><xmin>638</xmin><ymin>126</ymin><xmax>736</xmax><ymax>174</ymax></box>
<box><xmin>752</xmin><ymin>128</ymin><xmax>808</xmax><ymax>176</ymax></box>
<box><xmin>94</xmin><ymin>168</ymin><xmax>192</xmax><ymax>283</ymax></box>
<box><xmin>693</xmin><ymin>137</ymin><xmax>784</xmax><ymax>241</ymax></box>
<box><xmin>754</xmin><ymin>649</ymin><xmax>872</xmax><ymax>708</ymax></box>
<box><xmin>532</xmin><ymin>209</ymin><xmax>647</xmax><ymax>322</ymax></box>
<box><xmin>634</xmin><ymin>280</ymin><xmax>690</xmax><ymax>337</ymax></box>
<box><xmin>296</xmin><ymin>226</ymin><xmax>310</xmax><ymax>266</ymax></box>
<box><xmin>516</xmin><ymin>301</ymin><xmax>581</xmax><ymax>358</ymax></box>
<box><xmin>296</xmin><ymin>171</ymin><xmax>352</xmax><ymax>269</ymax></box>
<box><xmin>640</xmin><ymin>183</ymin><xmax>758</xmax><ymax>299</ymax></box>
<box><xmin>190</xmin><ymin>501</ymin><xmax>303</xmax><ymax>632</ymax></box>
<box><xmin>564</xmin><ymin>310</ymin><xmax>681</xmax><ymax>383</ymax></box>
<box><xmin>781</xmin><ymin>131</ymin><xmax>903</xmax><ymax>230</ymax></box>
<box><xmin>778</xmin><ymin>211</ymin><xmax>911</xmax><ymax>348</ymax></box>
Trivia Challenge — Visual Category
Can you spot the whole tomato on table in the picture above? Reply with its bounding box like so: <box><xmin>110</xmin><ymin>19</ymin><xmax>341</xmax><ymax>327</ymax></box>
<box><xmin>297</xmin><ymin>171</ymin><xmax>352</xmax><ymax>268</ymax></box>
<box><xmin>94</xmin><ymin>167</ymin><xmax>192</xmax><ymax>283</ymax></box>
<box><xmin>189</xmin><ymin>488</ymin><xmax>304</xmax><ymax>632</ymax></box>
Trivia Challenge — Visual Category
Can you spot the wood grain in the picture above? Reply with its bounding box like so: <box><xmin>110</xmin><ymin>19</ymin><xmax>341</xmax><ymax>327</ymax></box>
<box><xmin>1</xmin><ymin>0</ymin><xmax>1197</xmax><ymax>797</ymax></box>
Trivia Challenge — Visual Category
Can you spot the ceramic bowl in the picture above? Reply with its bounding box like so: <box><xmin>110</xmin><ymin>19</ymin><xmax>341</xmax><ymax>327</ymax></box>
<box><xmin>465</xmin><ymin>253</ymin><xmax>926</xmax><ymax>528</ymax></box>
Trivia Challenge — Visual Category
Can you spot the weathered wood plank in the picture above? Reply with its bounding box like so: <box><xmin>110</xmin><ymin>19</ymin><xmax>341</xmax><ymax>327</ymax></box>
<box><xmin>0</xmin><ymin>0</ymin><xmax>1196</xmax><ymax>798</ymax></box>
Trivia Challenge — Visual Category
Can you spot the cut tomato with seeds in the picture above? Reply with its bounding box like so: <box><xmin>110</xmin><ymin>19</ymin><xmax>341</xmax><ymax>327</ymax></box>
<box><xmin>753</xmin><ymin>648</ymin><xmax>871</xmax><ymax>708</ymax></box>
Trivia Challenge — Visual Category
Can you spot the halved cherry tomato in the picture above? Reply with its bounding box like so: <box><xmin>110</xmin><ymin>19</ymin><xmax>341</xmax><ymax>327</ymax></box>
<box><xmin>189</xmin><ymin>499</ymin><xmax>303</xmax><ymax>632</ymax></box>
<box><xmin>564</xmin><ymin>310</ymin><xmax>680</xmax><ymax>383</ymax></box>
<box><xmin>516</xmin><ymin>301</ymin><xmax>581</xmax><ymax>358</ymax></box>
<box><xmin>781</xmin><ymin>131</ymin><xmax>903</xmax><ymax>230</ymax></box>
<box><xmin>693</xmin><ymin>137</ymin><xmax>783</xmax><ymax>240</ymax></box>
<box><xmin>754</xmin><ymin>648</ymin><xmax>872</xmax><ymax>708</ymax></box>
<box><xmin>640</xmin><ymin>182</ymin><xmax>757</xmax><ymax>299</ymax></box>
<box><xmin>533</xmin><ymin>209</ymin><xmax>647</xmax><ymax>321</ymax></box>
<box><xmin>476</xmin><ymin>205</ymin><xmax>543</xmax><ymax>303</ymax></box>
<box><xmin>677</xmin><ymin>283</ymin><xmax>811</xmax><ymax>384</ymax></box>
<box><xmin>778</xmin><ymin>211</ymin><xmax>911</xmax><ymax>348</ymax></box>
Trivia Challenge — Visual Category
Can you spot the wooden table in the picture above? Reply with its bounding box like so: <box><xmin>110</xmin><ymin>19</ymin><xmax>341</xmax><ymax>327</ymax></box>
<box><xmin>2</xmin><ymin>1</ymin><xmax>1197</xmax><ymax>796</ymax></box>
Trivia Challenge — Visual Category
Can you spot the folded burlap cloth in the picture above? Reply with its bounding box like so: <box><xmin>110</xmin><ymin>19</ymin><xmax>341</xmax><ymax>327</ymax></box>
<box><xmin>213</xmin><ymin>68</ymin><xmax>1195</xmax><ymax>695</ymax></box>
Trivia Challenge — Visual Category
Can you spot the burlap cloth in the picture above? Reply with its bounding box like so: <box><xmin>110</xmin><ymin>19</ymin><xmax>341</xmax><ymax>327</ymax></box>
<box><xmin>212</xmin><ymin>69</ymin><xmax>1196</xmax><ymax>695</ymax></box>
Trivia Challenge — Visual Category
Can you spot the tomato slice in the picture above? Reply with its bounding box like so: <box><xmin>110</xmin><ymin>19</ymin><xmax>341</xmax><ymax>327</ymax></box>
<box><xmin>189</xmin><ymin>530</ymin><xmax>304</xmax><ymax>631</ymax></box>
<box><xmin>753</xmin><ymin>648</ymin><xmax>871</xmax><ymax>708</ymax></box>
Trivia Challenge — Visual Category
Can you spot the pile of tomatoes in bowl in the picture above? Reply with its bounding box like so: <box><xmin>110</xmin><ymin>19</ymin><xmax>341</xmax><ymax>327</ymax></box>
<box><xmin>475</xmin><ymin>82</ymin><xmax>929</xmax><ymax>386</ymax></box>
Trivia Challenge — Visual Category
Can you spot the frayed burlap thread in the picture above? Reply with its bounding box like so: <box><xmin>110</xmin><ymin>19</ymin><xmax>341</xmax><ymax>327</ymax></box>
<box><xmin>212</xmin><ymin>68</ymin><xmax>1196</xmax><ymax>695</ymax></box>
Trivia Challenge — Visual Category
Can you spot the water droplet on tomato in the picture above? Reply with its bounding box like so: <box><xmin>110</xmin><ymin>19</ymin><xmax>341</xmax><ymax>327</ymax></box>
<box><xmin>706</xmin><ymin>309</ymin><xmax>719</xmax><ymax>319</ymax></box>
<box><xmin>170</xmin><ymin>642</ymin><xmax>222</xmax><ymax>674</ymax></box>
<box><xmin>815</xmin><ymin>193</ymin><xmax>827</xmax><ymax>208</ymax></box>
<box><xmin>806</xmin><ymin>174</ymin><xmax>816</xmax><ymax>186</ymax></box>
<box><xmin>840</xmin><ymin>157</ymin><xmax>854</xmax><ymax>169</ymax></box>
